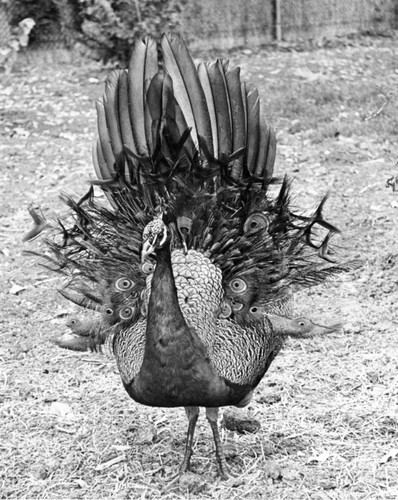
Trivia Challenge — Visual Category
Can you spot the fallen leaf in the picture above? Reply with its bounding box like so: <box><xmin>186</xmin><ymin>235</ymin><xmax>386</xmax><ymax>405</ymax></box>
<box><xmin>13</xmin><ymin>127</ymin><xmax>30</xmax><ymax>137</ymax></box>
<box><xmin>112</xmin><ymin>445</ymin><xmax>131</xmax><ymax>452</ymax></box>
<box><xmin>59</xmin><ymin>132</ymin><xmax>76</xmax><ymax>141</ymax></box>
<box><xmin>9</xmin><ymin>283</ymin><xmax>26</xmax><ymax>295</ymax></box>
<box><xmin>95</xmin><ymin>455</ymin><xmax>125</xmax><ymax>471</ymax></box>
<box><xmin>48</xmin><ymin>402</ymin><xmax>74</xmax><ymax>418</ymax></box>
<box><xmin>306</xmin><ymin>450</ymin><xmax>330</xmax><ymax>464</ymax></box>
<box><xmin>264</xmin><ymin>460</ymin><xmax>282</xmax><ymax>479</ymax></box>
<box><xmin>55</xmin><ymin>427</ymin><xmax>76</xmax><ymax>434</ymax></box>
<box><xmin>135</xmin><ymin>423</ymin><xmax>157</xmax><ymax>444</ymax></box>
<box><xmin>75</xmin><ymin>479</ymin><xmax>89</xmax><ymax>489</ymax></box>
<box><xmin>380</xmin><ymin>448</ymin><xmax>398</xmax><ymax>464</ymax></box>
<box><xmin>293</xmin><ymin>67</ymin><xmax>326</xmax><ymax>82</ymax></box>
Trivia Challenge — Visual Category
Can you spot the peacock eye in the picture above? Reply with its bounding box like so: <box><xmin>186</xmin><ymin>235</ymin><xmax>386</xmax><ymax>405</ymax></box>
<box><xmin>119</xmin><ymin>307</ymin><xmax>134</xmax><ymax>320</ymax></box>
<box><xmin>219</xmin><ymin>302</ymin><xmax>232</xmax><ymax>319</ymax></box>
<box><xmin>299</xmin><ymin>321</ymin><xmax>306</xmax><ymax>327</ymax></box>
<box><xmin>105</xmin><ymin>308</ymin><xmax>114</xmax><ymax>316</ymax></box>
<box><xmin>250</xmin><ymin>306</ymin><xmax>258</xmax><ymax>313</ymax></box>
<box><xmin>229</xmin><ymin>278</ymin><xmax>247</xmax><ymax>294</ymax></box>
<box><xmin>230</xmin><ymin>299</ymin><xmax>243</xmax><ymax>311</ymax></box>
<box><xmin>177</xmin><ymin>215</ymin><xmax>192</xmax><ymax>235</ymax></box>
<box><xmin>243</xmin><ymin>213</ymin><xmax>269</xmax><ymax>235</ymax></box>
<box><xmin>141</xmin><ymin>261</ymin><xmax>155</xmax><ymax>274</ymax></box>
<box><xmin>115</xmin><ymin>277</ymin><xmax>134</xmax><ymax>291</ymax></box>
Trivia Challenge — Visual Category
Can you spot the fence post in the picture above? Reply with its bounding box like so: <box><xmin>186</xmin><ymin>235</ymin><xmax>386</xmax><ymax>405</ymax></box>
<box><xmin>274</xmin><ymin>0</ymin><xmax>282</xmax><ymax>41</ymax></box>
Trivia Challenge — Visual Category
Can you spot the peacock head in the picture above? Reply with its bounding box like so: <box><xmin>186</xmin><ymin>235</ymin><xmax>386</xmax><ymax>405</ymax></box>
<box><xmin>141</xmin><ymin>214</ymin><xmax>169</xmax><ymax>261</ymax></box>
<box><xmin>270</xmin><ymin>315</ymin><xmax>343</xmax><ymax>339</ymax></box>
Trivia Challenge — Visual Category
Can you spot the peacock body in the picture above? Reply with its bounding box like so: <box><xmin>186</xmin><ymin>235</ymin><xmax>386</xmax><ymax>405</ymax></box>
<box><xmin>31</xmin><ymin>34</ymin><xmax>356</xmax><ymax>478</ymax></box>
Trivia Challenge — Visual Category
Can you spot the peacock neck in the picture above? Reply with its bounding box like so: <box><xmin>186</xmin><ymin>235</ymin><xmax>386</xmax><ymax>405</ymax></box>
<box><xmin>146</xmin><ymin>244</ymin><xmax>189</xmax><ymax>340</ymax></box>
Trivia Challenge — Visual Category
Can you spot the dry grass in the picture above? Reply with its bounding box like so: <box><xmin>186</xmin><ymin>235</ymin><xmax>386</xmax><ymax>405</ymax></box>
<box><xmin>1</xmin><ymin>36</ymin><xmax>397</xmax><ymax>499</ymax></box>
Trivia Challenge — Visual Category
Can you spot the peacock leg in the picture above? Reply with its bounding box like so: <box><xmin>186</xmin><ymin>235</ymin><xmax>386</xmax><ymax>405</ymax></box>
<box><xmin>180</xmin><ymin>406</ymin><xmax>200</xmax><ymax>473</ymax></box>
<box><xmin>205</xmin><ymin>407</ymin><xmax>228</xmax><ymax>479</ymax></box>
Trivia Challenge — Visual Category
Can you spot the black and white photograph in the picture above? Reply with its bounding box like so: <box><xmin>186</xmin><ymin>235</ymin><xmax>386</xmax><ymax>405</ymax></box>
<box><xmin>1</xmin><ymin>1</ymin><xmax>397</xmax><ymax>498</ymax></box>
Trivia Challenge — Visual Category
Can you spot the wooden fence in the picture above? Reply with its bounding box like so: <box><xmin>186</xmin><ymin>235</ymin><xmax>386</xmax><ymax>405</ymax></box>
<box><xmin>181</xmin><ymin>0</ymin><xmax>397</xmax><ymax>50</ymax></box>
<box><xmin>1</xmin><ymin>0</ymin><xmax>396</xmax><ymax>52</ymax></box>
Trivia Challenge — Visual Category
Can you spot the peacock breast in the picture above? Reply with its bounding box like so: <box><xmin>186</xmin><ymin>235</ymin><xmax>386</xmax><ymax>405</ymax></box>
<box><xmin>145</xmin><ymin>248</ymin><xmax>224</xmax><ymax>338</ymax></box>
<box><xmin>172</xmin><ymin>249</ymin><xmax>223</xmax><ymax>327</ymax></box>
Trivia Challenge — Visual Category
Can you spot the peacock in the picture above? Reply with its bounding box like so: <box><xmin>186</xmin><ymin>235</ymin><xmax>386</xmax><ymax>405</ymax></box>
<box><xmin>27</xmin><ymin>34</ymin><xmax>356</xmax><ymax>478</ymax></box>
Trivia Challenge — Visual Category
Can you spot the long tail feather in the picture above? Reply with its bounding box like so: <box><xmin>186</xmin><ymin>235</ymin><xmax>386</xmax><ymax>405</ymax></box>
<box><xmin>197</xmin><ymin>62</ymin><xmax>219</xmax><ymax>158</ymax></box>
<box><xmin>118</xmin><ymin>70</ymin><xmax>137</xmax><ymax>183</ymax></box>
<box><xmin>161</xmin><ymin>33</ymin><xmax>213</xmax><ymax>154</ymax></box>
<box><xmin>128</xmin><ymin>37</ymin><xmax>158</xmax><ymax>156</ymax></box>
<box><xmin>225</xmin><ymin>67</ymin><xmax>245</xmax><ymax>181</ymax></box>
<box><xmin>206</xmin><ymin>60</ymin><xmax>232</xmax><ymax>160</ymax></box>
<box><xmin>96</xmin><ymin>100</ymin><xmax>115</xmax><ymax>177</ymax></box>
<box><xmin>103</xmin><ymin>70</ymin><xmax>124</xmax><ymax>159</ymax></box>
<box><xmin>244</xmin><ymin>84</ymin><xmax>260</xmax><ymax>176</ymax></box>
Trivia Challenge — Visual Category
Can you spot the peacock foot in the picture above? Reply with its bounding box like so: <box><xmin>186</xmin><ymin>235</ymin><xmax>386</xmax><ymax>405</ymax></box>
<box><xmin>206</xmin><ymin>407</ymin><xmax>230</xmax><ymax>480</ymax></box>
<box><xmin>179</xmin><ymin>406</ymin><xmax>199</xmax><ymax>475</ymax></box>
<box><xmin>179</xmin><ymin>452</ymin><xmax>193</xmax><ymax>475</ymax></box>
<box><xmin>217</xmin><ymin>461</ymin><xmax>229</xmax><ymax>481</ymax></box>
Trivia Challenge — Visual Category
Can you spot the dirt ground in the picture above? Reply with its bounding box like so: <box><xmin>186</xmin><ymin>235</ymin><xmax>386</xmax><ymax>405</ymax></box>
<box><xmin>0</xmin><ymin>36</ymin><xmax>397</xmax><ymax>499</ymax></box>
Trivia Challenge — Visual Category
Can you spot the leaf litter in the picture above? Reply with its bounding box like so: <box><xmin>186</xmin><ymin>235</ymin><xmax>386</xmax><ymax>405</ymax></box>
<box><xmin>1</xmin><ymin>37</ymin><xmax>397</xmax><ymax>498</ymax></box>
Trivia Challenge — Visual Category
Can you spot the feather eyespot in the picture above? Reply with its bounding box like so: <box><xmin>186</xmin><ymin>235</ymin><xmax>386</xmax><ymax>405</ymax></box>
<box><xmin>250</xmin><ymin>306</ymin><xmax>258</xmax><ymax>313</ymax></box>
<box><xmin>177</xmin><ymin>216</ymin><xmax>192</xmax><ymax>235</ymax></box>
<box><xmin>219</xmin><ymin>302</ymin><xmax>232</xmax><ymax>319</ymax></box>
<box><xmin>115</xmin><ymin>277</ymin><xmax>134</xmax><ymax>291</ymax></box>
<box><xmin>229</xmin><ymin>278</ymin><xmax>247</xmax><ymax>294</ymax></box>
<box><xmin>105</xmin><ymin>308</ymin><xmax>114</xmax><ymax>316</ymax></box>
<box><xmin>243</xmin><ymin>213</ymin><xmax>269</xmax><ymax>235</ymax></box>
<box><xmin>119</xmin><ymin>307</ymin><xmax>134</xmax><ymax>320</ymax></box>
<box><xmin>230</xmin><ymin>299</ymin><xmax>243</xmax><ymax>311</ymax></box>
<box><xmin>141</xmin><ymin>261</ymin><xmax>155</xmax><ymax>274</ymax></box>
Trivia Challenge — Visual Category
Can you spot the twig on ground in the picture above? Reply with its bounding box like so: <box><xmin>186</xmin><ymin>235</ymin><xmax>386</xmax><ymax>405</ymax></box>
<box><xmin>362</xmin><ymin>86</ymin><xmax>394</xmax><ymax>121</ymax></box>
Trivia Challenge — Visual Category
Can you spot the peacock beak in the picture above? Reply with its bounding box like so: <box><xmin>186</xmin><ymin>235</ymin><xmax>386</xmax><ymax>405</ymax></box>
<box><xmin>311</xmin><ymin>322</ymin><xmax>343</xmax><ymax>336</ymax></box>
